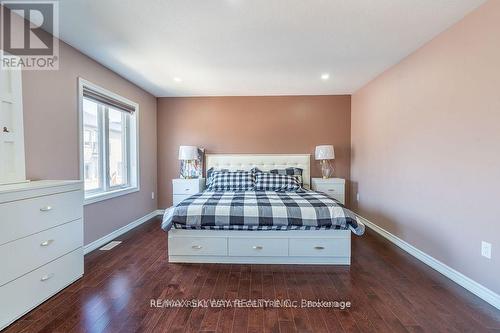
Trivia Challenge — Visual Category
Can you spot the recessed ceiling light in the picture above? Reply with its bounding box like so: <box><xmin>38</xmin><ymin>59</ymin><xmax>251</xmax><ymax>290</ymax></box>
<box><xmin>173</xmin><ymin>77</ymin><xmax>182</xmax><ymax>82</ymax></box>
<box><xmin>321</xmin><ymin>73</ymin><xmax>330</xmax><ymax>80</ymax></box>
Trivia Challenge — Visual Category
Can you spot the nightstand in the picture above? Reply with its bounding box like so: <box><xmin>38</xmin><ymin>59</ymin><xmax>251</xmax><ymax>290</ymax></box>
<box><xmin>172</xmin><ymin>178</ymin><xmax>206</xmax><ymax>206</ymax></box>
<box><xmin>311</xmin><ymin>178</ymin><xmax>345</xmax><ymax>205</ymax></box>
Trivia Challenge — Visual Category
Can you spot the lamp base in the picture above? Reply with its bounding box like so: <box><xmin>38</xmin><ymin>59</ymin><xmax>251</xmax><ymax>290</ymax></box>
<box><xmin>320</xmin><ymin>160</ymin><xmax>333</xmax><ymax>179</ymax></box>
<box><xmin>180</xmin><ymin>160</ymin><xmax>196</xmax><ymax>179</ymax></box>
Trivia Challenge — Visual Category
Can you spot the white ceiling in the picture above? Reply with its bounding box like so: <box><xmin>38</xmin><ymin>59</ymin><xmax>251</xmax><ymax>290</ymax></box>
<box><xmin>57</xmin><ymin>0</ymin><xmax>486</xmax><ymax>97</ymax></box>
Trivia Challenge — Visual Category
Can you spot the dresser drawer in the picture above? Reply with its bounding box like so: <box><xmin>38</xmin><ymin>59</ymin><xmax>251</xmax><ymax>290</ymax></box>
<box><xmin>0</xmin><ymin>219</ymin><xmax>83</xmax><ymax>286</ymax></box>
<box><xmin>172</xmin><ymin>179</ymin><xmax>204</xmax><ymax>195</ymax></box>
<box><xmin>169</xmin><ymin>237</ymin><xmax>227</xmax><ymax>256</ymax></box>
<box><xmin>0</xmin><ymin>190</ymin><xmax>83</xmax><ymax>245</ymax></box>
<box><xmin>228</xmin><ymin>238</ymin><xmax>288</xmax><ymax>257</ymax></box>
<box><xmin>0</xmin><ymin>248</ymin><xmax>83</xmax><ymax>329</ymax></box>
<box><xmin>289</xmin><ymin>238</ymin><xmax>350</xmax><ymax>257</ymax></box>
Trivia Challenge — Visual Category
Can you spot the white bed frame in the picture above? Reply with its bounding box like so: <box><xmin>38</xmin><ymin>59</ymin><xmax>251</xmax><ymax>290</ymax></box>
<box><xmin>168</xmin><ymin>154</ymin><xmax>351</xmax><ymax>265</ymax></box>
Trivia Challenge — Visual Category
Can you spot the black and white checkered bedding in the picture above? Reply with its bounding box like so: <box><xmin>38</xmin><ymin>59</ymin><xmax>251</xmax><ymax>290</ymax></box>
<box><xmin>162</xmin><ymin>190</ymin><xmax>365</xmax><ymax>236</ymax></box>
<box><xmin>207</xmin><ymin>170</ymin><xmax>255</xmax><ymax>191</ymax></box>
<box><xmin>253</xmin><ymin>167</ymin><xmax>304</xmax><ymax>186</ymax></box>
<box><xmin>254</xmin><ymin>173</ymin><xmax>302</xmax><ymax>192</ymax></box>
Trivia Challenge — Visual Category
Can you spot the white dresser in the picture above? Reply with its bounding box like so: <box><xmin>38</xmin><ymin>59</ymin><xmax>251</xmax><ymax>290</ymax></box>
<box><xmin>172</xmin><ymin>178</ymin><xmax>205</xmax><ymax>206</ymax></box>
<box><xmin>311</xmin><ymin>178</ymin><xmax>346</xmax><ymax>205</ymax></box>
<box><xmin>0</xmin><ymin>180</ymin><xmax>84</xmax><ymax>330</ymax></box>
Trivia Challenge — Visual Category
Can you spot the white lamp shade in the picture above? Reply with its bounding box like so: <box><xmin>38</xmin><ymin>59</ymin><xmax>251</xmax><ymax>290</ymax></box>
<box><xmin>178</xmin><ymin>146</ymin><xmax>199</xmax><ymax>160</ymax></box>
<box><xmin>315</xmin><ymin>145</ymin><xmax>335</xmax><ymax>160</ymax></box>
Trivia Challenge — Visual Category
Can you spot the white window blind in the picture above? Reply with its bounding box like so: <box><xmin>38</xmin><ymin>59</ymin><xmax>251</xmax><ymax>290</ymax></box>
<box><xmin>82</xmin><ymin>86</ymin><xmax>136</xmax><ymax>114</ymax></box>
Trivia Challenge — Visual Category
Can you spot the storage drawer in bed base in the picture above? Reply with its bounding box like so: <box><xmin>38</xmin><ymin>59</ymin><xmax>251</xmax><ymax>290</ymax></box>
<box><xmin>168</xmin><ymin>255</ymin><xmax>350</xmax><ymax>265</ymax></box>
<box><xmin>167</xmin><ymin>229</ymin><xmax>351</xmax><ymax>265</ymax></box>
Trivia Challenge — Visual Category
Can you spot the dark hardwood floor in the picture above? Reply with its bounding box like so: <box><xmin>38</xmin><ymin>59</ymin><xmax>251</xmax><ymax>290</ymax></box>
<box><xmin>3</xmin><ymin>217</ymin><xmax>500</xmax><ymax>333</ymax></box>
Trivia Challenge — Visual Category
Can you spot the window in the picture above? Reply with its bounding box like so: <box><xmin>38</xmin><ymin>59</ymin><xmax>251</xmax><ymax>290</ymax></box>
<box><xmin>79</xmin><ymin>78</ymin><xmax>139</xmax><ymax>204</ymax></box>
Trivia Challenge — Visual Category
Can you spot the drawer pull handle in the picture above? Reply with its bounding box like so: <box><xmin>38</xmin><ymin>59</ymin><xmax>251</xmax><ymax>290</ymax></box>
<box><xmin>40</xmin><ymin>273</ymin><xmax>54</xmax><ymax>282</ymax></box>
<box><xmin>314</xmin><ymin>246</ymin><xmax>325</xmax><ymax>250</ymax></box>
<box><xmin>252</xmin><ymin>246</ymin><xmax>263</xmax><ymax>250</ymax></box>
<box><xmin>40</xmin><ymin>239</ymin><xmax>54</xmax><ymax>247</ymax></box>
<box><xmin>185</xmin><ymin>188</ymin><xmax>191</xmax><ymax>191</ymax></box>
<box><xmin>327</xmin><ymin>189</ymin><xmax>336</xmax><ymax>192</ymax></box>
<box><xmin>40</xmin><ymin>206</ymin><xmax>53</xmax><ymax>212</ymax></box>
<box><xmin>191</xmin><ymin>245</ymin><xmax>202</xmax><ymax>250</ymax></box>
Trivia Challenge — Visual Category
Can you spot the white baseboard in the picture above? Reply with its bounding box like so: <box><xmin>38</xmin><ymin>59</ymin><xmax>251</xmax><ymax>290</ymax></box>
<box><xmin>356</xmin><ymin>214</ymin><xmax>500</xmax><ymax>310</ymax></box>
<box><xmin>83</xmin><ymin>210</ymin><xmax>164</xmax><ymax>255</ymax></box>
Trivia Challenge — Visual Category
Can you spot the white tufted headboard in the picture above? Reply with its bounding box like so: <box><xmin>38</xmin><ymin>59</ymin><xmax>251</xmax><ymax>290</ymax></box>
<box><xmin>205</xmin><ymin>154</ymin><xmax>311</xmax><ymax>189</ymax></box>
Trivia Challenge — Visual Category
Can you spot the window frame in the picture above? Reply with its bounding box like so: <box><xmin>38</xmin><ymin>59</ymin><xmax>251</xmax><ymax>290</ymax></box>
<box><xmin>105</xmin><ymin>106</ymin><xmax>130</xmax><ymax>191</ymax></box>
<box><xmin>78</xmin><ymin>78</ymin><xmax>140</xmax><ymax>205</ymax></box>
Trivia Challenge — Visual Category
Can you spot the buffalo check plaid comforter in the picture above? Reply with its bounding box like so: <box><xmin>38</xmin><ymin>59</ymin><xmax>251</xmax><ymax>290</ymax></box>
<box><xmin>162</xmin><ymin>190</ymin><xmax>365</xmax><ymax>236</ymax></box>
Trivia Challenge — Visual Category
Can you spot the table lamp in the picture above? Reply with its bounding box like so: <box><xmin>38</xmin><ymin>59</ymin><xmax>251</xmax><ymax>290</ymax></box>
<box><xmin>315</xmin><ymin>145</ymin><xmax>335</xmax><ymax>179</ymax></box>
<box><xmin>179</xmin><ymin>145</ymin><xmax>199</xmax><ymax>178</ymax></box>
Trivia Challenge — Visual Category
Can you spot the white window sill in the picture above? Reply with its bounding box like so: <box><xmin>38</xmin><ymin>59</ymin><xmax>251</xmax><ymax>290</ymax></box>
<box><xmin>84</xmin><ymin>186</ymin><xmax>139</xmax><ymax>205</ymax></box>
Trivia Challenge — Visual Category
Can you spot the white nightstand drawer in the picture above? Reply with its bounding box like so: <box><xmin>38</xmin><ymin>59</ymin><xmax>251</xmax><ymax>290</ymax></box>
<box><xmin>228</xmin><ymin>238</ymin><xmax>288</xmax><ymax>257</ymax></box>
<box><xmin>311</xmin><ymin>178</ymin><xmax>345</xmax><ymax>185</ymax></box>
<box><xmin>315</xmin><ymin>184</ymin><xmax>344</xmax><ymax>194</ymax></box>
<box><xmin>321</xmin><ymin>190</ymin><xmax>345</xmax><ymax>204</ymax></box>
<box><xmin>289</xmin><ymin>238</ymin><xmax>350</xmax><ymax>257</ymax></box>
<box><xmin>0</xmin><ymin>190</ymin><xmax>83</xmax><ymax>246</ymax></box>
<box><xmin>0</xmin><ymin>219</ymin><xmax>82</xmax><ymax>286</ymax></box>
<box><xmin>169</xmin><ymin>237</ymin><xmax>227</xmax><ymax>256</ymax></box>
<box><xmin>173</xmin><ymin>194</ymin><xmax>192</xmax><ymax>206</ymax></box>
<box><xmin>311</xmin><ymin>178</ymin><xmax>346</xmax><ymax>205</ymax></box>
<box><xmin>172</xmin><ymin>178</ymin><xmax>205</xmax><ymax>195</ymax></box>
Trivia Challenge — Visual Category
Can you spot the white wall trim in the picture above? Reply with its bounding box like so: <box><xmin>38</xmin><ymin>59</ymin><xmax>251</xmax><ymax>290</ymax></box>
<box><xmin>84</xmin><ymin>187</ymin><xmax>139</xmax><ymax>206</ymax></box>
<box><xmin>356</xmin><ymin>214</ymin><xmax>500</xmax><ymax>310</ymax></box>
<box><xmin>83</xmin><ymin>210</ymin><xmax>164</xmax><ymax>254</ymax></box>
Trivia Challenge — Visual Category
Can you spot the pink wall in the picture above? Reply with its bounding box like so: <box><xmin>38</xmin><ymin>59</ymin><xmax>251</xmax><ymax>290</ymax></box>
<box><xmin>157</xmin><ymin>96</ymin><xmax>351</xmax><ymax>208</ymax></box>
<box><xmin>351</xmin><ymin>0</ymin><xmax>500</xmax><ymax>294</ymax></box>
<box><xmin>18</xmin><ymin>27</ymin><xmax>158</xmax><ymax>245</ymax></box>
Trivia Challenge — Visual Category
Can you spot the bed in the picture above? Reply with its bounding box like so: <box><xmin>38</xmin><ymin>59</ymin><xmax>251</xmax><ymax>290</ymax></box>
<box><xmin>162</xmin><ymin>154</ymin><xmax>364</xmax><ymax>265</ymax></box>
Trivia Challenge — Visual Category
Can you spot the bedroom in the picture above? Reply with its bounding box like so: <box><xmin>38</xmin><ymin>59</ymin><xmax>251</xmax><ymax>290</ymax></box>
<box><xmin>0</xmin><ymin>0</ymin><xmax>499</xmax><ymax>332</ymax></box>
